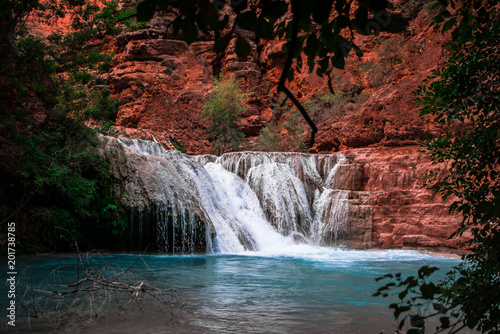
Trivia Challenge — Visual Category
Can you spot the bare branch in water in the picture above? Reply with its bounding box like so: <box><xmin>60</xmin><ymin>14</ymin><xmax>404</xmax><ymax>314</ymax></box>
<box><xmin>17</xmin><ymin>250</ymin><xmax>182</xmax><ymax>331</ymax></box>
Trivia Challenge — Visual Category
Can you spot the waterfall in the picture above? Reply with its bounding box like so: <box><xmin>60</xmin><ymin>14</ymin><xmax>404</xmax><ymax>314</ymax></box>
<box><xmin>117</xmin><ymin>138</ymin><xmax>349</xmax><ymax>254</ymax></box>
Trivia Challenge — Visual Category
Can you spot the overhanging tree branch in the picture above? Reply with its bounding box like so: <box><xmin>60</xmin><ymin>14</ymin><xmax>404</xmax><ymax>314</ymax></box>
<box><xmin>276</xmin><ymin>0</ymin><xmax>317</xmax><ymax>148</ymax></box>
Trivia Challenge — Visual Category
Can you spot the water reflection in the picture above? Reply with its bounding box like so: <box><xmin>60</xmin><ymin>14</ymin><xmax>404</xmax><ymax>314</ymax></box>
<box><xmin>1</xmin><ymin>250</ymin><xmax>462</xmax><ymax>333</ymax></box>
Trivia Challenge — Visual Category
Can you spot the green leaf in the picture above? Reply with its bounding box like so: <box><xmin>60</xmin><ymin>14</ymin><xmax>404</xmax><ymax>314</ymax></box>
<box><xmin>420</xmin><ymin>282</ymin><xmax>437</xmax><ymax>299</ymax></box>
<box><xmin>439</xmin><ymin>316</ymin><xmax>450</xmax><ymax>328</ymax></box>
<box><xmin>442</xmin><ymin>17</ymin><xmax>457</xmax><ymax>33</ymax></box>
<box><xmin>137</xmin><ymin>0</ymin><xmax>157</xmax><ymax>22</ymax></box>
<box><xmin>394</xmin><ymin>305</ymin><xmax>411</xmax><ymax>318</ymax></box>
<box><xmin>433</xmin><ymin>303</ymin><xmax>447</xmax><ymax>314</ymax></box>
<box><xmin>235</xmin><ymin>34</ymin><xmax>251</xmax><ymax>59</ymax></box>
<box><xmin>355</xmin><ymin>6</ymin><xmax>368</xmax><ymax>28</ymax></box>
<box><xmin>417</xmin><ymin>265</ymin><xmax>438</xmax><ymax>279</ymax></box>
<box><xmin>231</xmin><ymin>0</ymin><xmax>247</xmax><ymax>12</ymax></box>
<box><xmin>398</xmin><ymin>317</ymin><xmax>406</xmax><ymax>330</ymax></box>
<box><xmin>238</xmin><ymin>11</ymin><xmax>258</xmax><ymax>30</ymax></box>
<box><xmin>172</xmin><ymin>16</ymin><xmax>182</xmax><ymax>33</ymax></box>
<box><xmin>381</xmin><ymin>15</ymin><xmax>409</xmax><ymax>33</ymax></box>
<box><xmin>197</xmin><ymin>0</ymin><xmax>219</xmax><ymax>31</ymax></box>
<box><xmin>337</xmin><ymin>14</ymin><xmax>350</xmax><ymax>29</ymax></box>
<box><xmin>305</xmin><ymin>34</ymin><xmax>319</xmax><ymax>57</ymax></box>
<box><xmin>256</xmin><ymin>17</ymin><xmax>274</xmax><ymax>39</ymax></box>
<box><xmin>312</xmin><ymin>0</ymin><xmax>333</xmax><ymax>24</ymax></box>
<box><xmin>264</xmin><ymin>1</ymin><xmax>288</xmax><ymax>19</ymax></box>
<box><xmin>181</xmin><ymin>19</ymin><xmax>198</xmax><ymax>44</ymax></box>
<box><xmin>331</xmin><ymin>53</ymin><xmax>345</xmax><ymax>70</ymax></box>
<box><xmin>410</xmin><ymin>315</ymin><xmax>425</xmax><ymax>328</ymax></box>
<box><xmin>214</xmin><ymin>33</ymin><xmax>232</xmax><ymax>53</ymax></box>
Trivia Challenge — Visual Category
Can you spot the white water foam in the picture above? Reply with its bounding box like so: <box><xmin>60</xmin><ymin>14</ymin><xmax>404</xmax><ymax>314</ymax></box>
<box><xmin>118</xmin><ymin>138</ymin><xmax>351</xmax><ymax>254</ymax></box>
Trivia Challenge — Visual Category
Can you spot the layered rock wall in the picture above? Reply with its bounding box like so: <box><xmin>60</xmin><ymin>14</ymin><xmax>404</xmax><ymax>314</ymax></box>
<box><xmin>103</xmin><ymin>8</ymin><xmax>450</xmax><ymax>155</ymax></box>
<box><xmin>335</xmin><ymin>146</ymin><xmax>468</xmax><ymax>249</ymax></box>
<box><xmin>29</xmin><ymin>1</ymin><xmax>466</xmax><ymax>250</ymax></box>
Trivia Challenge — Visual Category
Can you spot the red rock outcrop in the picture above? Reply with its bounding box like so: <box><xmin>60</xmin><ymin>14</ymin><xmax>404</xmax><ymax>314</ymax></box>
<box><xmin>311</xmin><ymin>11</ymin><xmax>449</xmax><ymax>152</ymax></box>
<box><xmin>101</xmin><ymin>6</ymin><xmax>450</xmax><ymax>157</ymax></box>
<box><xmin>26</xmin><ymin>1</ymin><xmax>467</xmax><ymax>250</ymax></box>
<box><xmin>336</xmin><ymin>146</ymin><xmax>469</xmax><ymax>249</ymax></box>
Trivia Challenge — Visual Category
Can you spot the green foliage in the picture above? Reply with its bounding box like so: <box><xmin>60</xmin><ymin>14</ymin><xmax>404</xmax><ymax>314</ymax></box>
<box><xmin>258</xmin><ymin>109</ymin><xmax>307</xmax><ymax>152</ymax></box>
<box><xmin>351</xmin><ymin>36</ymin><xmax>408</xmax><ymax>89</ymax></box>
<box><xmin>0</xmin><ymin>1</ymin><xmax>127</xmax><ymax>253</ymax></box>
<box><xmin>170</xmin><ymin>138</ymin><xmax>187</xmax><ymax>153</ymax></box>
<box><xmin>305</xmin><ymin>89</ymin><xmax>369</xmax><ymax>123</ymax></box>
<box><xmin>374</xmin><ymin>266</ymin><xmax>449</xmax><ymax>333</ymax></box>
<box><xmin>93</xmin><ymin>0</ymin><xmax>146</xmax><ymax>35</ymax></box>
<box><xmin>84</xmin><ymin>87</ymin><xmax>118</xmax><ymax>121</ymax></box>
<box><xmin>201</xmin><ymin>76</ymin><xmax>246</xmax><ymax>155</ymax></box>
<box><xmin>400</xmin><ymin>0</ymin><xmax>439</xmax><ymax>19</ymax></box>
<box><xmin>64</xmin><ymin>0</ymin><xmax>146</xmax><ymax>38</ymax></box>
<box><xmin>376</xmin><ymin>1</ymin><xmax>500</xmax><ymax>333</ymax></box>
<box><xmin>258</xmin><ymin>122</ymin><xmax>282</xmax><ymax>152</ymax></box>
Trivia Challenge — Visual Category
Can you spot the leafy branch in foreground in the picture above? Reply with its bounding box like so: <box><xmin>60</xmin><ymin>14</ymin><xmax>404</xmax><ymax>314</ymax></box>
<box><xmin>375</xmin><ymin>1</ymin><xmax>500</xmax><ymax>332</ymax></box>
<box><xmin>374</xmin><ymin>266</ymin><xmax>467</xmax><ymax>334</ymax></box>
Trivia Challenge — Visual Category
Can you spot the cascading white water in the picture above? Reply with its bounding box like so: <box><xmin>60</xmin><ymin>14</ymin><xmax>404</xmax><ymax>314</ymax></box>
<box><xmin>118</xmin><ymin>138</ymin><xmax>349</xmax><ymax>254</ymax></box>
<box><xmin>214</xmin><ymin>152</ymin><xmax>350</xmax><ymax>244</ymax></box>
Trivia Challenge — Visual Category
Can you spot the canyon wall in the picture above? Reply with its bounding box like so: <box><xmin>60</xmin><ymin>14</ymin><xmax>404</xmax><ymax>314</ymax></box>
<box><xmin>30</xmin><ymin>1</ymin><xmax>466</xmax><ymax>249</ymax></box>
<box><xmin>101</xmin><ymin>6</ymin><xmax>449</xmax><ymax>155</ymax></box>
<box><xmin>100</xmin><ymin>5</ymin><xmax>465</xmax><ymax>249</ymax></box>
<box><xmin>334</xmin><ymin>146</ymin><xmax>468</xmax><ymax>249</ymax></box>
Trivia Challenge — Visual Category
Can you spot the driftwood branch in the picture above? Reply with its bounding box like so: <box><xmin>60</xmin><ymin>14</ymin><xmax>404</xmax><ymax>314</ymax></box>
<box><xmin>17</xmin><ymin>252</ymin><xmax>182</xmax><ymax>331</ymax></box>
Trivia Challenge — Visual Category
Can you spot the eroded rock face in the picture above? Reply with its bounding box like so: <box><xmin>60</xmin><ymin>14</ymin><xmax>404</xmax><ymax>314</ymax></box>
<box><xmin>102</xmin><ymin>8</ymin><xmax>450</xmax><ymax>157</ymax></box>
<box><xmin>311</xmin><ymin>11</ymin><xmax>449</xmax><ymax>152</ymax></box>
<box><xmin>335</xmin><ymin>146</ymin><xmax>469</xmax><ymax>249</ymax></box>
<box><xmin>104</xmin><ymin>16</ymin><xmax>279</xmax><ymax>154</ymax></box>
<box><xmin>30</xmin><ymin>3</ymin><xmax>465</xmax><ymax>250</ymax></box>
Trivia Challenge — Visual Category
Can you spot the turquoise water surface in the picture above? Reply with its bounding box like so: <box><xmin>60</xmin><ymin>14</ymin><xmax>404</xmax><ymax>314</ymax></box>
<box><xmin>1</xmin><ymin>249</ymin><xmax>464</xmax><ymax>333</ymax></box>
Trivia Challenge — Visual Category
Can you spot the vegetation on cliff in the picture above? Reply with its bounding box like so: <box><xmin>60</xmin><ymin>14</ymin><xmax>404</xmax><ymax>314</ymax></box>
<box><xmin>375</xmin><ymin>0</ymin><xmax>500</xmax><ymax>332</ymax></box>
<box><xmin>0</xmin><ymin>0</ymin><xmax>139</xmax><ymax>252</ymax></box>
<box><xmin>202</xmin><ymin>75</ymin><xmax>247</xmax><ymax>155</ymax></box>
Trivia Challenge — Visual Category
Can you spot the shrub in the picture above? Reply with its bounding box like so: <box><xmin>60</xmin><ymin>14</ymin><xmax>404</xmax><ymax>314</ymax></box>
<box><xmin>258</xmin><ymin>109</ymin><xmax>307</xmax><ymax>152</ymax></box>
<box><xmin>305</xmin><ymin>89</ymin><xmax>369</xmax><ymax>123</ymax></box>
<box><xmin>350</xmin><ymin>36</ymin><xmax>408</xmax><ymax>89</ymax></box>
<box><xmin>201</xmin><ymin>76</ymin><xmax>246</xmax><ymax>155</ymax></box>
<box><xmin>401</xmin><ymin>0</ymin><xmax>439</xmax><ymax>19</ymax></box>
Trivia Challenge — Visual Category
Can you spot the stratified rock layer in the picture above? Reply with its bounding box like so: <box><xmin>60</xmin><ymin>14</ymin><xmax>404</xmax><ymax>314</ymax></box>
<box><xmin>336</xmin><ymin>146</ymin><xmax>468</xmax><ymax>249</ymax></box>
<box><xmin>30</xmin><ymin>2</ymin><xmax>465</xmax><ymax>250</ymax></box>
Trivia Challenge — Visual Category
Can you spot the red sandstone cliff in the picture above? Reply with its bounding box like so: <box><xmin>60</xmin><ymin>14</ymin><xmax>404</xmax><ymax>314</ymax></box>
<box><xmin>101</xmin><ymin>6</ymin><xmax>448</xmax><ymax>156</ymax></box>
<box><xmin>29</xmin><ymin>1</ymin><xmax>467</xmax><ymax>249</ymax></box>
<box><xmin>336</xmin><ymin>146</ymin><xmax>468</xmax><ymax>249</ymax></box>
